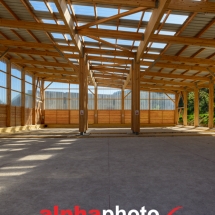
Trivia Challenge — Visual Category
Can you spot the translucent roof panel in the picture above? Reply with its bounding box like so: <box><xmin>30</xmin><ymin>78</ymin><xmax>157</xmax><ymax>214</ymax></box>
<box><xmin>65</xmin><ymin>34</ymin><xmax>72</xmax><ymax>40</ymax></box>
<box><xmin>100</xmin><ymin>38</ymin><xmax>116</xmax><ymax>44</ymax></box>
<box><xmin>97</xmin><ymin>7</ymin><xmax>118</xmax><ymax>17</ymax></box>
<box><xmin>143</xmin><ymin>12</ymin><xmax>152</xmax><ymax>21</ymax></box>
<box><xmin>151</xmin><ymin>43</ymin><xmax>167</xmax><ymax>49</ymax></box>
<box><xmin>118</xmin><ymin>27</ymin><xmax>137</xmax><ymax>32</ymax></box>
<box><xmin>120</xmin><ymin>10</ymin><xmax>143</xmax><ymax>20</ymax></box>
<box><xmin>165</xmin><ymin>14</ymin><xmax>188</xmax><ymax>24</ymax></box>
<box><xmin>156</xmin><ymin>30</ymin><xmax>176</xmax><ymax>36</ymax></box>
<box><xmin>117</xmin><ymin>40</ymin><xmax>133</xmax><ymax>46</ymax></box>
<box><xmin>42</xmin><ymin>19</ymin><xmax>55</xmax><ymax>24</ymax></box>
<box><xmin>83</xmin><ymin>36</ymin><xmax>98</xmax><ymax>43</ymax></box>
<box><xmin>73</xmin><ymin>5</ymin><xmax>94</xmax><ymax>16</ymax></box>
<box><xmin>51</xmin><ymin>33</ymin><xmax>65</xmax><ymax>39</ymax></box>
<box><xmin>48</xmin><ymin>2</ymin><xmax>58</xmax><ymax>13</ymax></box>
<box><xmin>99</xmin><ymin>25</ymin><xmax>117</xmax><ymax>30</ymax></box>
<box><xmin>29</xmin><ymin>1</ymin><xmax>48</xmax><ymax>11</ymax></box>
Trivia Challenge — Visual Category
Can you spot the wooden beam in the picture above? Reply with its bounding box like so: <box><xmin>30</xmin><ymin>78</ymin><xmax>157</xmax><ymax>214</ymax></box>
<box><xmin>143</xmin><ymin>54</ymin><xmax>215</xmax><ymax>66</ymax></box>
<box><xmin>24</xmin><ymin>67</ymin><xmax>75</xmax><ymax>75</ymax></box>
<box><xmin>151</xmin><ymin>35</ymin><xmax>215</xmax><ymax>49</ymax></box>
<box><xmin>77</xmin><ymin>7</ymin><xmax>146</xmax><ymax>30</ymax></box>
<box><xmin>141</xmin><ymin>71</ymin><xmax>209</xmax><ymax>81</ymax></box>
<box><xmin>88</xmin><ymin>56</ymin><xmax>132</xmax><ymax>64</ymax></box>
<box><xmin>86</xmin><ymin>36</ymin><xmax>132</xmax><ymax>53</ymax></box>
<box><xmin>75</xmin><ymin>0</ymin><xmax>215</xmax><ymax>13</ymax></box>
<box><xmin>78</xmin><ymin>28</ymin><xmax>143</xmax><ymax>40</ymax></box>
<box><xmin>53</xmin><ymin>0</ymin><xmax>83</xmax><ymax>55</ymax></box>
<box><xmin>140</xmin><ymin>83</ymin><xmax>186</xmax><ymax>91</ymax></box>
<box><xmin>136</xmin><ymin>0</ymin><xmax>171</xmax><ymax>61</ymax></box>
<box><xmin>0</xmin><ymin>39</ymin><xmax>77</xmax><ymax>52</ymax></box>
<box><xmin>94</xmin><ymin>74</ymin><xmax>126</xmax><ymax>80</ymax></box>
<box><xmin>91</xmin><ymin>66</ymin><xmax>129</xmax><ymax>74</ymax></box>
<box><xmin>0</xmin><ymin>48</ymin><xmax>9</xmax><ymax>59</ymax></box>
<box><xmin>208</xmin><ymin>79</ymin><xmax>214</xmax><ymax>129</ymax></box>
<box><xmin>85</xmin><ymin>48</ymin><xmax>135</xmax><ymax>57</ymax></box>
<box><xmin>141</xmin><ymin>78</ymin><xmax>196</xmax><ymax>88</ymax></box>
<box><xmin>0</xmin><ymin>47</ymin><xmax>78</xmax><ymax>59</ymax></box>
<box><xmin>0</xmin><ymin>19</ymin><xmax>68</xmax><ymax>33</ymax></box>
<box><xmin>10</xmin><ymin>59</ymin><xmax>72</xmax><ymax>69</ymax></box>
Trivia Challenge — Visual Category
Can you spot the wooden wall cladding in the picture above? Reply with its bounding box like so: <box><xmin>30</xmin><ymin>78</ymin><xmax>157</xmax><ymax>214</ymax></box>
<box><xmin>25</xmin><ymin>108</ymin><xmax>32</xmax><ymax>125</ymax></box>
<box><xmin>140</xmin><ymin>110</ymin><xmax>149</xmax><ymax>123</ymax></box>
<box><xmin>44</xmin><ymin>110</ymin><xmax>57</xmax><ymax>124</ymax></box>
<box><xmin>11</xmin><ymin>106</ymin><xmax>22</xmax><ymax>126</ymax></box>
<box><xmin>88</xmin><ymin>110</ymin><xmax>94</xmax><ymax>124</ymax></box>
<box><xmin>124</xmin><ymin>110</ymin><xmax>131</xmax><ymax>124</ymax></box>
<box><xmin>150</xmin><ymin>110</ymin><xmax>163</xmax><ymax>124</ymax></box>
<box><xmin>163</xmin><ymin>110</ymin><xmax>175</xmax><ymax>124</ymax></box>
<box><xmin>70</xmin><ymin>110</ymin><xmax>79</xmax><ymax>124</ymax></box>
<box><xmin>98</xmin><ymin>110</ymin><xmax>121</xmax><ymax>124</ymax></box>
<box><xmin>0</xmin><ymin>105</ymin><xmax>7</xmax><ymax>127</ymax></box>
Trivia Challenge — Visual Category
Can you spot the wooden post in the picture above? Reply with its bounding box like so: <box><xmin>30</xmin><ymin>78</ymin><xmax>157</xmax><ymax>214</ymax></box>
<box><xmin>194</xmin><ymin>87</ymin><xmax>199</xmax><ymax>127</ymax></box>
<box><xmin>121</xmin><ymin>88</ymin><xmax>125</xmax><ymax>124</ymax></box>
<box><xmin>174</xmin><ymin>92</ymin><xmax>180</xmax><ymax>125</ymax></box>
<box><xmin>183</xmin><ymin>91</ymin><xmax>188</xmax><ymax>126</ymax></box>
<box><xmin>6</xmin><ymin>60</ymin><xmax>11</xmax><ymax>127</ymax></box>
<box><xmin>41</xmin><ymin>79</ymin><xmax>45</xmax><ymax>124</ymax></box>
<box><xmin>208</xmin><ymin>79</ymin><xmax>214</xmax><ymax>129</ymax></box>
<box><xmin>94</xmin><ymin>86</ymin><xmax>98</xmax><ymax>124</ymax></box>
<box><xmin>32</xmin><ymin>74</ymin><xmax>36</xmax><ymax>125</ymax></box>
<box><xmin>21</xmin><ymin>69</ymin><xmax>25</xmax><ymax>126</ymax></box>
<box><xmin>131</xmin><ymin>57</ymin><xmax>140</xmax><ymax>134</ymax></box>
<box><xmin>79</xmin><ymin>56</ymin><xmax>88</xmax><ymax>134</ymax></box>
<box><xmin>85</xmin><ymin>62</ymin><xmax>88</xmax><ymax>131</ymax></box>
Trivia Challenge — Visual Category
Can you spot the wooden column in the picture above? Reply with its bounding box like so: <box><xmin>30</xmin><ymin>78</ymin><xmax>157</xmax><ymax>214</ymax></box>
<box><xmin>131</xmin><ymin>58</ymin><xmax>140</xmax><ymax>134</ymax></box>
<box><xmin>6</xmin><ymin>60</ymin><xmax>11</xmax><ymax>127</ymax></box>
<box><xmin>174</xmin><ymin>92</ymin><xmax>180</xmax><ymax>125</ymax></box>
<box><xmin>121</xmin><ymin>88</ymin><xmax>125</xmax><ymax>124</ymax></box>
<box><xmin>41</xmin><ymin>80</ymin><xmax>45</xmax><ymax>124</ymax></box>
<box><xmin>32</xmin><ymin>74</ymin><xmax>36</xmax><ymax>125</ymax></box>
<box><xmin>208</xmin><ymin>79</ymin><xmax>214</xmax><ymax>129</ymax></box>
<box><xmin>21</xmin><ymin>69</ymin><xmax>25</xmax><ymax>126</ymax></box>
<box><xmin>85</xmin><ymin>63</ymin><xmax>88</xmax><ymax>131</ymax></box>
<box><xmin>194</xmin><ymin>87</ymin><xmax>199</xmax><ymax>127</ymax></box>
<box><xmin>183</xmin><ymin>91</ymin><xmax>188</xmax><ymax>126</ymax></box>
<box><xmin>94</xmin><ymin>86</ymin><xmax>98</xmax><ymax>124</ymax></box>
<box><xmin>79</xmin><ymin>56</ymin><xmax>88</xmax><ymax>134</ymax></box>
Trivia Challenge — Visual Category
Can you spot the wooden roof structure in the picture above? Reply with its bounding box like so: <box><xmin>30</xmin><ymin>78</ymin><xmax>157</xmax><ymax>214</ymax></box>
<box><xmin>0</xmin><ymin>0</ymin><xmax>215</xmax><ymax>93</ymax></box>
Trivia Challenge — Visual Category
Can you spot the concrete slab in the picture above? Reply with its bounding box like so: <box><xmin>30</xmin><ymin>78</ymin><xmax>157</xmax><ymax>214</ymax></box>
<box><xmin>0</xmin><ymin>136</ymin><xmax>215</xmax><ymax>215</ymax></box>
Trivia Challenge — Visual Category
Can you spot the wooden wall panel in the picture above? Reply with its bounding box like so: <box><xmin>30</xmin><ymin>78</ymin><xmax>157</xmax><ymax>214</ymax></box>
<box><xmin>57</xmin><ymin>110</ymin><xmax>69</xmax><ymax>124</ymax></box>
<box><xmin>70</xmin><ymin>110</ymin><xmax>79</xmax><ymax>124</ymax></box>
<box><xmin>88</xmin><ymin>110</ymin><xmax>94</xmax><ymax>124</ymax></box>
<box><xmin>124</xmin><ymin>110</ymin><xmax>131</xmax><ymax>124</ymax></box>
<box><xmin>163</xmin><ymin>110</ymin><xmax>175</xmax><ymax>123</ymax></box>
<box><xmin>98</xmin><ymin>110</ymin><xmax>109</xmax><ymax>123</ymax></box>
<box><xmin>44</xmin><ymin>110</ymin><xmax>57</xmax><ymax>124</ymax></box>
<box><xmin>25</xmin><ymin>108</ymin><xmax>32</xmax><ymax>125</ymax></box>
<box><xmin>11</xmin><ymin>107</ymin><xmax>22</xmax><ymax>126</ymax></box>
<box><xmin>0</xmin><ymin>105</ymin><xmax>7</xmax><ymax>127</ymax></box>
<box><xmin>110</xmin><ymin>110</ymin><xmax>121</xmax><ymax>124</ymax></box>
<box><xmin>140</xmin><ymin>110</ymin><xmax>149</xmax><ymax>123</ymax></box>
<box><xmin>150</xmin><ymin>111</ymin><xmax>163</xmax><ymax>124</ymax></box>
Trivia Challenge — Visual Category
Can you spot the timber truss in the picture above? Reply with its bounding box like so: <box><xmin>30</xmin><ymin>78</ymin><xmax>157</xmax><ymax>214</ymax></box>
<box><xmin>0</xmin><ymin>0</ymin><xmax>215</xmax><ymax>94</ymax></box>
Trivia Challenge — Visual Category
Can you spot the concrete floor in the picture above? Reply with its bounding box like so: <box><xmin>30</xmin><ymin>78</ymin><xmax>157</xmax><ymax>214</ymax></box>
<box><xmin>0</xmin><ymin>136</ymin><xmax>215</xmax><ymax>215</ymax></box>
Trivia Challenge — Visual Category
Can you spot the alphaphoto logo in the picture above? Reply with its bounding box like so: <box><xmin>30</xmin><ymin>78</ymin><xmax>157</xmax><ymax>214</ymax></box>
<box><xmin>40</xmin><ymin>205</ymin><xmax>183</xmax><ymax>215</ymax></box>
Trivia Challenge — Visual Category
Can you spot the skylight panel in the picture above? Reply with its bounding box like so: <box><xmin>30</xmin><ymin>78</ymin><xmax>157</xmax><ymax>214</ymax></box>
<box><xmin>143</xmin><ymin>59</ymin><xmax>155</xmax><ymax>62</ymax></box>
<box><xmin>165</xmin><ymin>14</ymin><xmax>188</xmax><ymax>24</ymax></box>
<box><xmin>120</xmin><ymin>10</ymin><xmax>142</xmax><ymax>20</ymax></box>
<box><xmin>151</xmin><ymin>42</ymin><xmax>167</xmax><ymax>49</ymax></box>
<box><xmin>65</xmin><ymin>34</ymin><xmax>72</xmax><ymax>40</ymax></box>
<box><xmin>118</xmin><ymin>27</ymin><xmax>136</xmax><ymax>32</ymax></box>
<box><xmin>51</xmin><ymin>33</ymin><xmax>64</xmax><ymax>39</ymax></box>
<box><xmin>42</xmin><ymin>19</ymin><xmax>55</xmax><ymax>24</ymax></box>
<box><xmin>83</xmin><ymin>36</ymin><xmax>97</xmax><ymax>42</ymax></box>
<box><xmin>58</xmin><ymin>43</ymin><xmax>68</xmax><ymax>46</ymax></box>
<box><xmin>48</xmin><ymin>2</ymin><xmax>58</xmax><ymax>12</ymax></box>
<box><xmin>100</xmin><ymin>38</ymin><xmax>116</xmax><ymax>44</ymax></box>
<box><xmin>143</xmin><ymin>12</ymin><xmax>152</xmax><ymax>21</ymax></box>
<box><xmin>117</xmin><ymin>40</ymin><xmax>133</xmax><ymax>46</ymax></box>
<box><xmin>99</xmin><ymin>25</ymin><xmax>117</xmax><ymax>30</ymax></box>
<box><xmin>29</xmin><ymin>1</ymin><xmax>48</xmax><ymax>12</ymax></box>
<box><xmin>147</xmin><ymin>51</ymin><xmax>160</xmax><ymax>55</ymax></box>
<box><xmin>157</xmin><ymin>30</ymin><xmax>176</xmax><ymax>36</ymax></box>
<box><xmin>57</xmin><ymin>20</ymin><xmax>64</xmax><ymax>25</ymax></box>
<box><xmin>97</xmin><ymin>7</ymin><xmax>118</xmax><ymax>17</ymax></box>
<box><xmin>133</xmin><ymin>41</ymin><xmax>140</xmax><ymax>47</ymax></box>
<box><xmin>73</xmin><ymin>5</ymin><xmax>94</xmax><ymax>16</ymax></box>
